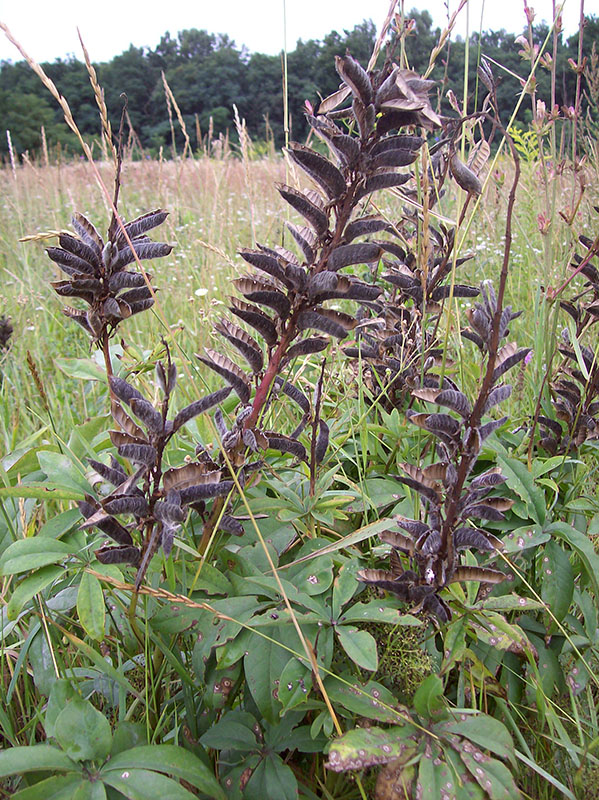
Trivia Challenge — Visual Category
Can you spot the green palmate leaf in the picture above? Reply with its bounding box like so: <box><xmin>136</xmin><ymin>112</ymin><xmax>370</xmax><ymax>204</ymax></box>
<box><xmin>541</xmin><ymin>540</ymin><xmax>574</xmax><ymax>622</ymax></box>
<box><xmin>336</xmin><ymin>625</ymin><xmax>378</xmax><ymax>671</ymax></box>
<box><xmin>470</xmin><ymin>612</ymin><xmax>532</xmax><ymax>657</ymax></box>
<box><xmin>244</xmin><ymin>626</ymin><xmax>297</xmax><ymax>723</ymax></box>
<box><xmin>474</xmin><ymin>594</ymin><xmax>543</xmax><ymax>612</ymax></box>
<box><xmin>290</xmin><ymin>557</ymin><xmax>334</xmax><ymax>595</ymax></box>
<box><xmin>72</xmin><ymin>781</ymin><xmax>107</xmax><ymax>800</ymax></box>
<box><xmin>324</xmin><ymin>678</ymin><xmax>406</xmax><ymax>723</ymax></box>
<box><xmin>101</xmin><ymin>769</ymin><xmax>198</xmax><ymax>800</ymax></box>
<box><xmin>0</xmin><ymin>538</ymin><xmax>76</xmax><ymax>576</ymax></box>
<box><xmin>0</xmin><ymin>744</ymin><xmax>77</xmax><ymax>778</ymax></box>
<box><xmin>77</xmin><ymin>571</ymin><xmax>105</xmax><ymax>641</ymax></box>
<box><xmin>459</xmin><ymin>749</ymin><xmax>519</xmax><ymax>800</ymax></box>
<box><xmin>278</xmin><ymin>657</ymin><xmax>313</xmax><ymax>711</ymax></box>
<box><xmin>200</xmin><ymin>710</ymin><xmax>259</xmax><ymax>752</ymax></box>
<box><xmin>546</xmin><ymin>521</ymin><xmax>599</xmax><ymax>597</ymax></box>
<box><xmin>440</xmin><ymin>714</ymin><xmax>515</xmax><ymax>766</ymax></box>
<box><xmin>28</xmin><ymin>629</ymin><xmax>56</xmax><ymax>696</ymax></box>
<box><xmin>418</xmin><ymin>750</ymin><xmax>455</xmax><ymax>799</ymax></box>
<box><xmin>326</xmin><ymin>725</ymin><xmax>417</xmax><ymax>771</ymax></box>
<box><xmin>7</xmin><ymin>565</ymin><xmax>63</xmax><ymax>619</ymax></box>
<box><xmin>45</xmin><ymin>680</ymin><xmax>79</xmax><ymax>739</ymax></box>
<box><xmin>102</xmin><ymin>745</ymin><xmax>225</xmax><ymax>800</ymax></box>
<box><xmin>110</xmin><ymin>722</ymin><xmax>148</xmax><ymax>757</ymax></box>
<box><xmin>501</xmin><ymin>525</ymin><xmax>549</xmax><ymax>553</ymax></box>
<box><xmin>444</xmin><ymin>749</ymin><xmax>486</xmax><ymax>799</ymax></box>
<box><xmin>11</xmin><ymin>775</ymin><xmax>85</xmax><ymax>800</ymax></box>
<box><xmin>193</xmin><ymin>562</ymin><xmax>232</xmax><ymax>595</ymax></box>
<box><xmin>55</xmin><ymin>697</ymin><xmax>112</xmax><ymax>762</ymax></box>
<box><xmin>495</xmin><ymin>455</ymin><xmax>545</xmax><ymax>526</ymax></box>
<box><xmin>244</xmin><ymin>754</ymin><xmax>298</xmax><ymax>800</ymax></box>
<box><xmin>413</xmin><ymin>674</ymin><xmax>446</xmax><ymax>718</ymax></box>
<box><xmin>60</xmin><ymin>630</ymin><xmax>141</xmax><ymax>700</ymax></box>
<box><xmin>332</xmin><ymin>562</ymin><xmax>359</xmax><ymax>618</ymax></box>
<box><xmin>286</xmin><ymin>518</ymin><xmax>394</xmax><ymax>567</ymax></box>
<box><xmin>37</xmin><ymin>451</ymin><xmax>92</xmax><ymax>496</ymax></box>
<box><xmin>340</xmin><ymin>599</ymin><xmax>421</xmax><ymax>626</ymax></box>
<box><xmin>0</xmin><ymin>483</ymin><xmax>85</xmax><ymax>501</ymax></box>
<box><xmin>55</xmin><ymin>357</ymin><xmax>106</xmax><ymax>381</ymax></box>
<box><xmin>38</xmin><ymin>508</ymin><xmax>82</xmax><ymax>539</ymax></box>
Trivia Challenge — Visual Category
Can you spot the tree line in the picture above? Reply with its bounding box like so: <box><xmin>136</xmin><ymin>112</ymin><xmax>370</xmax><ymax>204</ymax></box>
<box><xmin>1</xmin><ymin>11</ymin><xmax>597</xmax><ymax>158</ymax></box>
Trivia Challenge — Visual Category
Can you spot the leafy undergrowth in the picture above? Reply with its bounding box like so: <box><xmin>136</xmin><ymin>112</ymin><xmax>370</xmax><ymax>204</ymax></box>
<box><xmin>1</xmin><ymin>15</ymin><xmax>599</xmax><ymax>800</ymax></box>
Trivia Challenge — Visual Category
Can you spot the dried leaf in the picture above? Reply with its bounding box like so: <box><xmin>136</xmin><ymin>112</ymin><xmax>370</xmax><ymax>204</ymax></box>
<box><xmin>492</xmin><ymin>348</ymin><xmax>531</xmax><ymax>382</ymax></box>
<box><xmin>356</xmin><ymin>171</ymin><xmax>412</xmax><ymax>201</ymax></box>
<box><xmin>297</xmin><ymin>311</ymin><xmax>348</xmax><ymax>339</ymax></box>
<box><xmin>119</xmin><ymin>209</ymin><xmax>169</xmax><ymax>243</ymax></box>
<box><xmin>109</xmin><ymin>376</ymin><xmax>146</xmax><ymax>406</ymax></box>
<box><xmin>454</xmin><ymin>527</ymin><xmax>503</xmax><ymax>552</ymax></box>
<box><xmin>112</xmin><ymin>240</ymin><xmax>173</xmax><ymax>271</ymax></box>
<box><xmin>71</xmin><ymin>212</ymin><xmax>104</xmax><ymax>257</ymax></box>
<box><xmin>483</xmin><ymin>385</ymin><xmax>512</xmax><ymax>414</ymax></box>
<box><xmin>379</xmin><ymin>529</ymin><xmax>415</xmax><ymax>553</ymax></box>
<box><xmin>286</xmin><ymin>223</ymin><xmax>315</xmax><ymax>263</ymax></box>
<box><xmin>317</xmin><ymin>84</ymin><xmax>352</xmax><ymax>114</ymax></box>
<box><xmin>88</xmin><ymin>458</ymin><xmax>128</xmax><ymax>488</ymax></box>
<box><xmin>46</xmin><ymin>246</ymin><xmax>96</xmax><ymax>277</ymax></box>
<box><xmin>179</xmin><ymin>481</ymin><xmax>235</xmax><ymax>503</ymax></box>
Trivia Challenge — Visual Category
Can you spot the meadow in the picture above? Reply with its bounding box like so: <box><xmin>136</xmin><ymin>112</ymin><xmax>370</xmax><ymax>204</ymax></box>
<box><xmin>1</xmin><ymin>12</ymin><xmax>599</xmax><ymax>800</ymax></box>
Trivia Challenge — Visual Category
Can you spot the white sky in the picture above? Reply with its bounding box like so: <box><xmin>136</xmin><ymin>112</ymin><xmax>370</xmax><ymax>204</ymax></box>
<box><xmin>0</xmin><ymin>0</ymin><xmax>584</xmax><ymax>64</ymax></box>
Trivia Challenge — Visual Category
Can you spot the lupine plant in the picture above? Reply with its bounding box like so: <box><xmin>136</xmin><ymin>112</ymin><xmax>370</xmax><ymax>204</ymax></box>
<box><xmin>4</xmin><ymin>26</ymin><xmax>599</xmax><ymax>800</ymax></box>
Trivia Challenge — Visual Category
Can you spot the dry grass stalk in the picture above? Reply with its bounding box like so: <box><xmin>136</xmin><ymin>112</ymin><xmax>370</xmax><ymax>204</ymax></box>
<box><xmin>77</xmin><ymin>29</ymin><xmax>116</xmax><ymax>164</ymax></box>
<box><xmin>161</xmin><ymin>71</ymin><xmax>191</xmax><ymax>159</ymax></box>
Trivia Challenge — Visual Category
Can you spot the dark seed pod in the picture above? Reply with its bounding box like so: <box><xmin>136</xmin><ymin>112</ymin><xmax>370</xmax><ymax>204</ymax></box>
<box><xmin>172</xmin><ymin>386</ymin><xmax>233</xmax><ymax>432</ymax></box>
<box><xmin>95</xmin><ymin>545</ymin><xmax>141</xmax><ymax>565</ymax></box>
<box><xmin>196</xmin><ymin>349</ymin><xmax>251</xmax><ymax>404</ymax></box>
<box><xmin>274</xmin><ymin>377</ymin><xmax>310</xmax><ymax>413</ymax></box>
<box><xmin>229</xmin><ymin>297</ymin><xmax>278</xmax><ymax>347</ymax></box>
<box><xmin>104</xmin><ymin>495</ymin><xmax>149</xmax><ymax>517</ymax></box>
<box><xmin>283</xmin><ymin>337</ymin><xmax>329</xmax><ymax>363</ymax></box>
<box><xmin>276</xmin><ymin>184</ymin><xmax>329</xmax><ymax>235</ymax></box>
<box><xmin>285</xmin><ymin>143</ymin><xmax>347</xmax><ymax>199</ymax></box>
<box><xmin>297</xmin><ymin>311</ymin><xmax>348</xmax><ymax>339</ymax></box>
<box><xmin>117</xmin><ymin>443</ymin><xmax>157</xmax><ymax>466</ymax></box>
<box><xmin>314</xmin><ymin>420</ymin><xmax>329</xmax><ymax>464</ymax></box>
<box><xmin>449</xmin><ymin>153</ymin><xmax>482</xmax><ymax>196</ymax></box>
<box><xmin>264</xmin><ymin>432</ymin><xmax>307</xmax><ymax>461</ymax></box>
<box><xmin>219</xmin><ymin>515</ymin><xmax>245</xmax><ymax>536</ymax></box>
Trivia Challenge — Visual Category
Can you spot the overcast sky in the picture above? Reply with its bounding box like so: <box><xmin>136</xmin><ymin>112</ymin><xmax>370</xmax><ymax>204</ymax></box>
<box><xmin>0</xmin><ymin>0</ymin><xmax>583</xmax><ymax>64</ymax></box>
